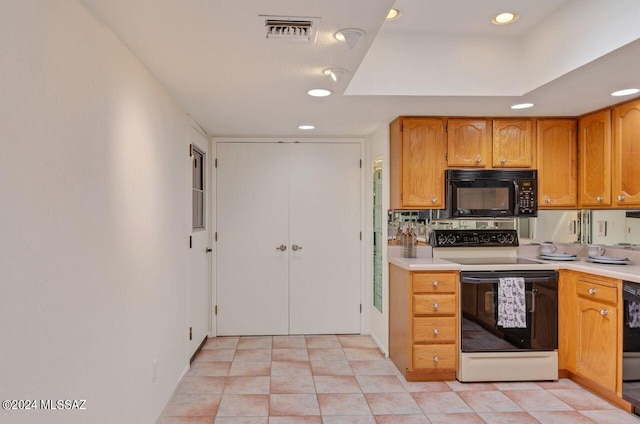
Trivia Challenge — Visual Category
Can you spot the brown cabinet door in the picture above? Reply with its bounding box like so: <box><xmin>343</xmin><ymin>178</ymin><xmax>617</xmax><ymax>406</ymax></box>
<box><xmin>579</xmin><ymin>110</ymin><xmax>612</xmax><ymax>207</ymax></box>
<box><xmin>537</xmin><ymin>119</ymin><xmax>577</xmax><ymax>208</ymax></box>
<box><xmin>447</xmin><ymin>119</ymin><xmax>491</xmax><ymax>167</ymax></box>
<box><xmin>401</xmin><ymin>118</ymin><xmax>447</xmax><ymax>208</ymax></box>
<box><xmin>576</xmin><ymin>297</ymin><xmax>617</xmax><ymax>392</ymax></box>
<box><xmin>613</xmin><ymin>99</ymin><xmax>640</xmax><ymax>207</ymax></box>
<box><xmin>492</xmin><ymin>119</ymin><xmax>534</xmax><ymax>168</ymax></box>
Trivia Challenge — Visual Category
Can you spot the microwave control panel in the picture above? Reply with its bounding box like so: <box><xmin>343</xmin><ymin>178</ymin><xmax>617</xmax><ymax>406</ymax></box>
<box><xmin>516</xmin><ymin>180</ymin><xmax>536</xmax><ymax>216</ymax></box>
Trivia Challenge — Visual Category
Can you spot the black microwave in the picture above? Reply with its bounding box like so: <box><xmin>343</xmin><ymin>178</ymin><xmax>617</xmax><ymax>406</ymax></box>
<box><xmin>445</xmin><ymin>169</ymin><xmax>537</xmax><ymax>218</ymax></box>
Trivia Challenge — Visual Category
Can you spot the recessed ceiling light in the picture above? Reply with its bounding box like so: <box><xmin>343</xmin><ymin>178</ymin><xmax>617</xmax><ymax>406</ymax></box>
<box><xmin>322</xmin><ymin>68</ymin><xmax>348</xmax><ymax>82</ymax></box>
<box><xmin>511</xmin><ymin>103</ymin><xmax>534</xmax><ymax>110</ymax></box>
<box><xmin>307</xmin><ymin>88</ymin><xmax>332</xmax><ymax>97</ymax></box>
<box><xmin>492</xmin><ymin>12</ymin><xmax>519</xmax><ymax>25</ymax></box>
<box><xmin>335</xmin><ymin>28</ymin><xmax>365</xmax><ymax>49</ymax></box>
<box><xmin>298</xmin><ymin>125</ymin><xmax>315</xmax><ymax>130</ymax></box>
<box><xmin>611</xmin><ymin>88</ymin><xmax>640</xmax><ymax>97</ymax></box>
<box><xmin>386</xmin><ymin>9</ymin><xmax>401</xmax><ymax>21</ymax></box>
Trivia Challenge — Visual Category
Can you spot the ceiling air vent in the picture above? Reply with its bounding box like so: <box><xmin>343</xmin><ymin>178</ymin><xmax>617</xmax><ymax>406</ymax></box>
<box><xmin>261</xmin><ymin>15</ymin><xmax>320</xmax><ymax>43</ymax></box>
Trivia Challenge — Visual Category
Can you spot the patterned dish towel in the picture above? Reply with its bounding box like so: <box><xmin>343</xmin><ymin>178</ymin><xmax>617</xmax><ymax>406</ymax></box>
<box><xmin>497</xmin><ymin>277</ymin><xmax>527</xmax><ymax>328</ymax></box>
<box><xmin>629</xmin><ymin>300</ymin><xmax>640</xmax><ymax>328</ymax></box>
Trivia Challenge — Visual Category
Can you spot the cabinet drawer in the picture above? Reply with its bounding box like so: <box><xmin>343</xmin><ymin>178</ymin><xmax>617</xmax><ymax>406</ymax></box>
<box><xmin>413</xmin><ymin>273</ymin><xmax>457</xmax><ymax>293</ymax></box>
<box><xmin>413</xmin><ymin>294</ymin><xmax>456</xmax><ymax>315</ymax></box>
<box><xmin>414</xmin><ymin>317</ymin><xmax>456</xmax><ymax>343</ymax></box>
<box><xmin>576</xmin><ymin>280</ymin><xmax>617</xmax><ymax>304</ymax></box>
<box><xmin>413</xmin><ymin>344</ymin><xmax>456</xmax><ymax>370</ymax></box>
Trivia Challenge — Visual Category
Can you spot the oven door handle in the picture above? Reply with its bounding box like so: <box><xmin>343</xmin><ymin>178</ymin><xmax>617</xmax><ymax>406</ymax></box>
<box><xmin>460</xmin><ymin>276</ymin><xmax>556</xmax><ymax>284</ymax></box>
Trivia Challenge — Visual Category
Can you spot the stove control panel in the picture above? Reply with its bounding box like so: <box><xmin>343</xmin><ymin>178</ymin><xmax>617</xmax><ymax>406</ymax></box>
<box><xmin>430</xmin><ymin>229</ymin><xmax>519</xmax><ymax>247</ymax></box>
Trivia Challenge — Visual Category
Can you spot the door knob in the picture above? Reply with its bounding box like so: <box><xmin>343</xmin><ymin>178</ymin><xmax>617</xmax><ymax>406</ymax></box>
<box><xmin>276</xmin><ymin>245</ymin><xmax>287</xmax><ymax>251</ymax></box>
<box><xmin>292</xmin><ymin>244</ymin><xmax>303</xmax><ymax>251</ymax></box>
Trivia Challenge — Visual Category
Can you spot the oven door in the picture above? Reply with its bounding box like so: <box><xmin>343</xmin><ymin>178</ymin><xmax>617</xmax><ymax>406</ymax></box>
<box><xmin>623</xmin><ymin>281</ymin><xmax>640</xmax><ymax>412</ymax></box>
<box><xmin>448</xmin><ymin>179</ymin><xmax>516</xmax><ymax>218</ymax></box>
<box><xmin>460</xmin><ymin>271</ymin><xmax>558</xmax><ymax>352</ymax></box>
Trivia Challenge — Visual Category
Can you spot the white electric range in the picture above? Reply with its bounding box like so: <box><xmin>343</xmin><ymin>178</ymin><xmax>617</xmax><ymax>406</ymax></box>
<box><xmin>431</xmin><ymin>229</ymin><xmax>559</xmax><ymax>382</ymax></box>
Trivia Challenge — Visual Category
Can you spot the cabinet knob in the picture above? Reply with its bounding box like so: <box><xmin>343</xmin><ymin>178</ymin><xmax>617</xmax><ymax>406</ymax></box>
<box><xmin>433</xmin><ymin>356</ymin><xmax>439</xmax><ymax>362</ymax></box>
<box><xmin>596</xmin><ymin>196</ymin><xmax>603</xmax><ymax>202</ymax></box>
<box><xmin>618</xmin><ymin>195</ymin><xmax>626</xmax><ymax>201</ymax></box>
<box><xmin>500</xmin><ymin>158</ymin><xmax>507</xmax><ymax>164</ymax></box>
<box><xmin>433</xmin><ymin>303</ymin><xmax>439</xmax><ymax>310</ymax></box>
<box><xmin>431</xmin><ymin>198</ymin><xmax>438</xmax><ymax>203</ymax></box>
<box><xmin>545</xmin><ymin>198</ymin><xmax>551</xmax><ymax>203</ymax></box>
<box><xmin>475</xmin><ymin>157</ymin><xmax>482</xmax><ymax>163</ymax></box>
<box><xmin>432</xmin><ymin>281</ymin><xmax>439</xmax><ymax>287</ymax></box>
<box><xmin>600</xmin><ymin>309</ymin><xmax>609</xmax><ymax>316</ymax></box>
<box><xmin>433</xmin><ymin>328</ymin><xmax>439</xmax><ymax>335</ymax></box>
<box><xmin>588</xmin><ymin>288</ymin><xmax>597</xmax><ymax>295</ymax></box>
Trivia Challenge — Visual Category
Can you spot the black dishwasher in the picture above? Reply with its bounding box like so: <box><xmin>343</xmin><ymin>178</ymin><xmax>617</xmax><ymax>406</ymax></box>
<box><xmin>623</xmin><ymin>280</ymin><xmax>640</xmax><ymax>416</ymax></box>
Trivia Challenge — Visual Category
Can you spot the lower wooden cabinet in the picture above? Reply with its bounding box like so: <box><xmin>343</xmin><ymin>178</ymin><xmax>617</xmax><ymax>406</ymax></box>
<box><xmin>559</xmin><ymin>270</ymin><xmax>623</xmax><ymax>402</ymax></box>
<box><xmin>389</xmin><ymin>266</ymin><xmax>458</xmax><ymax>381</ymax></box>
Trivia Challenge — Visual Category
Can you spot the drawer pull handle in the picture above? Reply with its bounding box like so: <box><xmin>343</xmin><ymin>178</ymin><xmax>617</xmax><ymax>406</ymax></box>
<box><xmin>432</xmin><ymin>281</ymin><xmax>439</xmax><ymax>287</ymax></box>
<box><xmin>588</xmin><ymin>288</ymin><xmax>597</xmax><ymax>295</ymax></box>
<box><xmin>433</xmin><ymin>328</ymin><xmax>439</xmax><ymax>334</ymax></box>
<box><xmin>433</xmin><ymin>303</ymin><xmax>439</xmax><ymax>310</ymax></box>
<box><xmin>433</xmin><ymin>356</ymin><xmax>439</xmax><ymax>362</ymax></box>
<box><xmin>600</xmin><ymin>309</ymin><xmax>609</xmax><ymax>316</ymax></box>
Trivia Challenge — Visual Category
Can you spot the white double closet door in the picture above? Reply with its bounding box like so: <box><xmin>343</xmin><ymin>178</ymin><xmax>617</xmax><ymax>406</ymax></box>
<box><xmin>216</xmin><ymin>142</ymin><xmax>361</xmax><ymax>336</ymax></box>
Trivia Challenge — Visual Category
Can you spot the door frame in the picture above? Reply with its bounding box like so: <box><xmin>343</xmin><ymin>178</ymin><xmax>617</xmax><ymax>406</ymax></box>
<box><xmin>210</xmin><ymin>137</ymin><xmax>367</xmax><ymax>336</ymax></box>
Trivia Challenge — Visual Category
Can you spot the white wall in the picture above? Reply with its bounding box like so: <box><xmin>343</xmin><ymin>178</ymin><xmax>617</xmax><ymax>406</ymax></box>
<box><xmin>365</xmin><ymin>125</ymin><xmax>390</xmax><ymax>354</ymax></box>
<box><xmin>0</xmin><ymin>1</ymin><xmax>192</xmax><ymax>423</ymax></box>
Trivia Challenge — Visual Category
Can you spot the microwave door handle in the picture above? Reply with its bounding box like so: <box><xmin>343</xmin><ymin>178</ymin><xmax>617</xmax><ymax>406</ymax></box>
<box><xmin>513</xmin><ymin>181</ymin><xmax>520</xmax><ymax>215</ymax></box>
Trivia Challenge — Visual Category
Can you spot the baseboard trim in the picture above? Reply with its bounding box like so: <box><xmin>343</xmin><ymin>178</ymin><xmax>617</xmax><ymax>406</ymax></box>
<box><xmin>567</xmin><ymin>371</ymin><xmax>633</xmax><ymax>413</ymax></box>
<box><xmin>189</xmin><ymin>336</ymin><xmax>208</xmax><ymax>364</ymax></box>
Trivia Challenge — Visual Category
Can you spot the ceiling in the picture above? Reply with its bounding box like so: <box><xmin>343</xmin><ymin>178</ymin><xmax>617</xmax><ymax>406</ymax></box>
<box><xmin>81</xmin><ymin>0</ymin><xmax>640</xmax><ymax>138</ymax></box>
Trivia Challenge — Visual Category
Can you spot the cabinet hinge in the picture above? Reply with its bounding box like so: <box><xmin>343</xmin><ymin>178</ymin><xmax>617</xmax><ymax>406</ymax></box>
<box><xmin>189</xmin><ymin>235</ymin><xmax>192</xmax><ymax>249</ymax></box>
<box><xmin>189</xmin><ymin>327</ymin><xmax>192</xmax><ymax>341</ymax></box>
<box><xmin>214</xmin><ymin>305</ymin><xmax>218</xmax><ymax>315</ymax></box>
<box><xmin>445</xmin><ymin>153</ymin><xmax>448</xmax><ymax>161</ymax></box>
<box><xmin>215</xmin><ymin>158</ymin><xmax>218</xmax><ymax>168</ymax></box>
<box><xmin>215</xmin><ymin>232</ymin><xmax>218</xmax><ymax>242</ymax></box>
<box><xmin>360</xmin><ymin>159</ymin><xmax>362</xmax><ymax>168</ymax></box>
<box><xmin>189</xmin><ymin>144</ymin><xmax>193</xmax><ymax>157</ymax></box>
<box><xmin>360</xmin><ymin>231</ymin><xmax>362</xmax><ymax>240</ymax></box>
<box><xmin>360</xmin><ymin>304</ymin><xmax>362</xmax><ymax>313</ymax></box>
<box><xmin>400</xmin><ymin>123</ymin><xmax>403</xmax><ymax>132</ymax></box>
<box><xmin>400</xmin><ymin>193</ymin><xmax>403</xmax><ymax>201</ymax></box>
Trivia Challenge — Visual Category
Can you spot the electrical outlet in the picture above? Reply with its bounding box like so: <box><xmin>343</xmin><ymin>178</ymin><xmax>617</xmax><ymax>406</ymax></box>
<box><xmin>596</xmin><ymin>220</ymin><xmax>607</xmax><ymax>237</ymax></box>
<box><xmin>152</xmin><ymin>359</ymin><xmax>158</xmax><ymax>383</ymax></box>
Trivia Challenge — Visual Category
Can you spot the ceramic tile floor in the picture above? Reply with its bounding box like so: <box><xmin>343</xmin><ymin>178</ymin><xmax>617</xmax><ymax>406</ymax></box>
<box><xmin>158</xmin><ymin>335</ymin><xmax>640</xmax><ymax>424</ymax></box>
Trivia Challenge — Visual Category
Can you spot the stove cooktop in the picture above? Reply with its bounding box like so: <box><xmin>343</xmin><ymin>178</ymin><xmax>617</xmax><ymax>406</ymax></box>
<box><xmin>445</xmin><ymin>257</ymin><xmax>543</xmax><ymax>266</ymax></box>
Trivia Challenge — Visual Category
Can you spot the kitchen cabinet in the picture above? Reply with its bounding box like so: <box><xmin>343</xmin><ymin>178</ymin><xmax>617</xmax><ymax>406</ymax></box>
<box><xmin>559</xmin><ymin>271</ymin><xmax>622</xmax><ymax>397</ymax></box>
<box><xmin>578</xmin><ymin>110</ymin><xmax>612</xmax><ymax>207</ymax></box>
<box><xmin>446</xmin><ymin>119</ymin><xmax>491</xmax><ymax>168</ymax></box>
<box><xmin>492</xmin><ymin>119</ymin><xmax>535</xmax><ymax>168</ymax></box>
<box><xmin>389</xmin><ymin>266</ymin><xmax>458</xmax><ymax>381</ymax></box>
<box><xmin>390</xmin><ymin>117</ymin><xmax>447</xmax><ymax>209</ymax></box>
<box><xmin>613</xmin><ymin>99</ymin><xmax>640</xmax><ymax>207</ymax></box>
<box><xmin>536</xmin><ymin>119</ymin><xmax>578</xmax><ymax>208</ymax></box>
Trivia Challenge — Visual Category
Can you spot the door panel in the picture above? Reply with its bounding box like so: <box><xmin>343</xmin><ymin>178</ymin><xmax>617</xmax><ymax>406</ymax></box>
<box><xmin>188</xmin><ymin>127</ymin><xmax>210</xmax><ymax>357</ymax></box>
<box><xmin>216</xmin><ymin>143</ymin><xmax>289</xmax><ymax>335</ymax></box>
<box><xmin>288</xmin><ymin>143</ymin><xmax>361</xmax><ymax>334</ymax></box>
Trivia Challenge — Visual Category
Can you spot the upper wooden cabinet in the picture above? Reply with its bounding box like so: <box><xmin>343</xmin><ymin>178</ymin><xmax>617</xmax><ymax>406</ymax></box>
<box><xmin>446</xmin><ymin>119</ymin><xmax>491</xmax><ymax>168</ymax></box>
<box><xmin>492</xmin><ymin>119</ymin><xmax>535</xmax><ymax>168</ymax></box>
<box><xmin>537</xmin><ymin>119</ymin><xmax>578</xmax><ymax>208</ymax></box>
<box><xmin>613</xmin><ymin>99</ymin><xmax>640</xmax><ymax>207</ymax></box>
<box><xmin>579</xmin><ymin>110</ymin><xmax>612</xmax><ymax>207</ymax></box>
<box><xmin>390</xmin><ymin>117</ymin><xmax>447</xmax><ymax>209</ymax></box>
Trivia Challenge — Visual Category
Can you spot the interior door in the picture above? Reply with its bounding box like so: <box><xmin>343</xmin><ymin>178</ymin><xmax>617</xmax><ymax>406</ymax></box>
<box><xmin>188</xmin><ymin>127</ymin><xmax>211</xmax><ymax>357</ymax></box>
<box><xmin>288</xmin><ymin>143</ymin><xmax>361</xmax><ymax>334</ymax></box>
<box><xmin>216</xmin><ymin>143</ymin><xmax>289</xmax><ymax>336</ymax></box>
